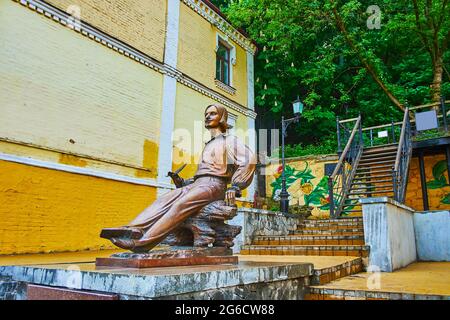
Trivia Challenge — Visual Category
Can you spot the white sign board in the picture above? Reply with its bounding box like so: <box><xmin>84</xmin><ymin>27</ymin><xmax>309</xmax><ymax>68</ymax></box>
<box><xmin>378</xmin><ymin>130</ymin><xmax>388</xmax><ymax>138</ymax></box>
<box><xmin>415</xmin><ymin>110</ymin><xmax>438</xmax><ymax>131</ymax></box>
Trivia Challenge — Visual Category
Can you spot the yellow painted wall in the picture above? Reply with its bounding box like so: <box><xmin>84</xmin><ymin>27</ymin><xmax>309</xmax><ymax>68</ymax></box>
<box><xmin>45</xmin><ymin>0</ymin><xmax>167</xmax><ymax>62</ymax></box>
<box><xmin>405</xmin><ymin>154</ymin><xmax>450</xmax><ymax>211</ymax></box>
<box><xmin>0</xmin><ymin>141</ymin><xmax>157</xmax><ymax>180</ymax></box>
<box><xmin>0</xmin><ymin>1</ymin><xmax>255</xmax><ymax>255</ymax></box>
<box><xmin>0</xmin><ymin>160</ymin><xmax>156</xmax><ymax>255</ymax></box>
<box><xmin>265</xmin><ymin>156</ymin><xmax>339</xmax><ymax>218</ymax></box>
<box><xmin>0</xmin><ymin>1</ymin><xmax>163</xmax><ymax>175</ymax></box>
<box><xmin>177</xmin><ymin>2</ymin><xmax>248</xmax><ymax>107</ymax></box>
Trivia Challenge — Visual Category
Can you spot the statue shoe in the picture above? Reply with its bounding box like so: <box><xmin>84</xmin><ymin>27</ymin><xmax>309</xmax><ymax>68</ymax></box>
<box><xmin>100</xmin><ymin>227</ymin><xmax>143</xmax><ymax>240</ymax></box>
<box><xmin>110</xmin><ymin>237</ymin><xmax>137</xmax><ymax>250</ymax></box>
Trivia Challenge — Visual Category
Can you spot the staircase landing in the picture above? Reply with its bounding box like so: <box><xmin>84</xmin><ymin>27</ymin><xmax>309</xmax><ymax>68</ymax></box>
<box><xmin>240</xmin><ymin>217</ymin><xmax>367</xmax><ymax>285</ymax></box>
<box><xmin>306</xmin><ymin>261</ymin><xmax>450</xmax><ymax>300</ymax></box>
<box><xmin>238</xmin><ymin>255</ymin><xmax>363</xmax><ymax>285</ymax></box>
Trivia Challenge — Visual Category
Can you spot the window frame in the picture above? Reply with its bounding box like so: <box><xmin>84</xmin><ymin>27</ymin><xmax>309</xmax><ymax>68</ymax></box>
<box><xmin>216</xmin><ymin>39</ymin><xmax>231</xmax><ymax>86</ymax></box>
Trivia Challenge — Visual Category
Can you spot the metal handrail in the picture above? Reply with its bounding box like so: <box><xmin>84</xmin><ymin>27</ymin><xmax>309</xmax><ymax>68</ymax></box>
<box><xmin>338</xmin><ymin>117</ymin><xmax>359</xmax><ymax>124</ymax></box>
<box><xmin>362</xmin><ymin>114</ymin><xmax>445</xmax><ymax>131</ymax></box>
<box><xmin>392</xmin><ymin>107</ymin><xmax>412</xmax><ymax>202</ymax></box>
<box><xmin>329</xmin><ymin>115</ymin><xmax>363</xmax><ymax>218</ymax></box>
<box><xmin>394</xmin><ymin>108</ymin><xmax>409</xmax><ymax>171</ymax></box>
<box><xmin>331</xmin><ymin>116</ymin><xmax>361</xmax><ymax>178</ymax></box>
<box><xmin>409</xmin><ymin>100</ymin><xmax>450</xmax><ymax>111</ymax></box>
<box><xmin>358</xmin><ymin>97</ymin><xmax>447</xmax><ymax>147</ymax></box>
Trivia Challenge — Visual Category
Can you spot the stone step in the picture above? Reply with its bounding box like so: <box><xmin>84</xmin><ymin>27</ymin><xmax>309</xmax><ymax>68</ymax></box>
<box><xmin>362</xmin><ymin>144</ymin><xmax>398</xmax><ymax>154</ymax></box>
<box><xmin>311</xmin><ymin>258</ymin><xmax>364</xmax><ymax>286</ymax></box>
<box><xmin>349</xmin><ymin>184</ymin><xmax>393</xmax><ymax>192</ymax></box>
<box><xmin>297</xmin><ymin>222</ymin><xmax>363</xmax><ymax>230</ymax></box>
<box><xmin>290</xmin><ymin>229</ymin><xmax>364</xmax><ymax>236</ymax></box>
<box><xmin>359</xmin><ymin>154</ymin><xmax>396</xmax><ymax>164</ymax></box>
<box><xmin>351</xmin><ymin>179</ymin><xmax>393</xmax><ymax>186</ymax></box>
<box><xmin>253</xmin><ymin>235</ymin><xmax>365</xmax><ymax>246</ymax></box>
<box><xmin>237</xmin><ymin>255</ymin><xmax>364</xmax><ymax>287</ymax></box>
<box><xmin>353</xmin><ymin>169</ymin><xmax>392</xmax><ymax>181</ymax></box>
<box><xmin>360</xmin><ymin>151</ymin><xmax>397</xmax><ymax>159</ymax></box>
<box><xmin>300</xmin><ymin>217</ymin><xmax>363</xmax><ymax>223</ymax></box>
<box><xmin>295</xmin><ymin>225</ymin><xmax>365</xmax><ymax>232</ymax></box>
<box><xmin>298</xmin><ymin>218</ymin><xmax>363</xmax><ymax>224</ymax></box>
<box><xmin>340</xmin><ymin>209</ymin><xmax>363</xmax><ymax>215</ymax></box>
<box><xmin>353</xmin><ymin>174</ymin><xmax>394</xmax><ymax>181</ymax></box>
<box><xmin>342</xmin><ymin>204</ymin><xmax>362</xmax><ymax>211</ymax></box>
<box><xmin>342</xmin><ymin>200</ymin><xmax>362</xmax><ymax>205</ymax></box>
<box><xmin>306</xmin><ymin>261</ymin><xmax>450</xmax><ymax>300</ymax></box>
<box><xmin>240</xmin><ymin>245</ymin><xmax>369</xmax><ymax>257</ymax></box>
<box><xmin>357</xmin><ymin>163</ymin><xmax>394</xmax><ymax>171</ymax></box>
<box><xmin>306</xmin><ymin>287</ymin><xmax>450</xmax><ymax>300</ymax></box>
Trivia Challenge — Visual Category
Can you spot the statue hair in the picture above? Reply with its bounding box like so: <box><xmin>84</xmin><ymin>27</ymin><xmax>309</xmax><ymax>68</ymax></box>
<box><xmin>205</xmin><ymin>104</ymin><xmax>232</xmax><ymax>133</ymax></box>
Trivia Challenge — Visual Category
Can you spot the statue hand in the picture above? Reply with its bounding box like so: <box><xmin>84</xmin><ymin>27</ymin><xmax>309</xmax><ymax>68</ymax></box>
<box><xmin>167</xmin><ymin>172</ymin><xmax>184</xmax><ymax>188</ymax></box>
<box><xmin>225</xmin><ymin>187</ymin><xmax>238</xmax><ymax>206</ymax></box>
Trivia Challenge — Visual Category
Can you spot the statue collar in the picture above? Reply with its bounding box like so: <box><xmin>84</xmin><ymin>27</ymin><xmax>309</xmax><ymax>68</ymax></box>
<box><xmin>206</xmin><ymin>132</ymin><xmax>228</xmax><ymax>144</ymax></box>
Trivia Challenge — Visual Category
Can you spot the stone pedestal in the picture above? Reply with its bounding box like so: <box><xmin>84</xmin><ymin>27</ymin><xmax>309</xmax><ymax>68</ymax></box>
<box><xmin>95</xmin><ymin>247</ymin><xmax>238</xmax><ymax>268</ymax></box>
<box><xmin>98</xmin><ymin>200</ymin><xmax>243</xmax><ymax>268</ymax></box>
<box><xmin>0</xmin><ymin>260</ymin><xmax>313</xmax><ymax>300</ymax></box>
<box><xmin>361</xmin><ymin>197</ymin><xmax>416</xmax><ymax>272</ymax></box>
<box><xmin>161</xmin><ymin>200</ymin><xmax>241</xmax><ymax>248</ymax></box>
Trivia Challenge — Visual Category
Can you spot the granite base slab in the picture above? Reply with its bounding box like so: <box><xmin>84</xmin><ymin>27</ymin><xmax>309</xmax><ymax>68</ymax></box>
<box><xmin>96</xmin><ymin>247</ymin><xmax>238</xmax><ymax>268</ymax></box>
<box><xmin>0</xmin><ymin>260</ymin><xmax>313</xmax><ymax>300</ymax></box>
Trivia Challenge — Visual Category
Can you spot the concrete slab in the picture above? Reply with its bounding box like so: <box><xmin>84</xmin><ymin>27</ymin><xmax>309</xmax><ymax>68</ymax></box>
<box><xmin>237</xmin><ymin>255</ymin><xmax>360</xmax><ymax>270</ymax></box>
<box><xmin>311</xmin><ymin>262</ymin><xmax>450</xmax><ymax>297</ymax></box>
<box><xmin>0</xmin><ymin>256</ymin><xmax>314</xmax><ymax>300</ymax></box>
<box><xmin>414</xmin><ymin>211</ymin><xmax>450</xmax><ymax>261</ymax></box>
<box><xmin>361</xmin><ymin>197</ymin><xmax>417</xmax><ymax>271</ymax></box>
<box><xmin>0</xmin><ymin>249</ymin><xmax>123</xmax><ymax>266</ymax></box>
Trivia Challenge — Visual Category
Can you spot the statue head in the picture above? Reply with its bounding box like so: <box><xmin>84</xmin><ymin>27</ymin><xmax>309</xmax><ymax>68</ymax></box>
<box><xmin>204</xmin><ymin>104</ymin><xmax>231</xmax><ymax>133</ymax></box>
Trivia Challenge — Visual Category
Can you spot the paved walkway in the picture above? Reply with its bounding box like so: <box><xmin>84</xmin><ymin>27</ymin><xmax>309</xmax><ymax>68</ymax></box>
<box><xmin>0</xmin><ymin>249</ymin><xmax>123</xmax><ymax>266</ymax></box>
<box><xmin>0</xmin><ymin>251</ymin><xmax>357</xmax><ymax>268</ymax></box>
<box><xmin>309</xmin><ymin>261</ymin><xmax>450</xmax><ymax>299</ymax></box>
<box><xmin>238</xmin><ymin>255</ymin><xmax>359</xmax><ymax>270</ymax></box>
<box><xmin>2</xmin><ymin>251</ymin><xmax>448</xmax><ymax>299</ymax></box>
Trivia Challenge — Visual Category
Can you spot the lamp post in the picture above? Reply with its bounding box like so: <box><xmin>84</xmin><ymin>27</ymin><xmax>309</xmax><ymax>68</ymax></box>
<box><xmin>280</xmin><ymin>97</ymin><xmax>304</xmax><ymax>215</ymax></box>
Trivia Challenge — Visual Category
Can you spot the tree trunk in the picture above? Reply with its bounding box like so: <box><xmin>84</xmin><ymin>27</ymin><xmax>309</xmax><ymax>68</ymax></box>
<box><xmin>330</xmin><ymin>6</ymin><xmax>405</xmax><ymax>111</ymax></box>
<box><xmin>431</xmin><ymin>55</ymin><xmax>443</xmax><ymax>102</ymax></box>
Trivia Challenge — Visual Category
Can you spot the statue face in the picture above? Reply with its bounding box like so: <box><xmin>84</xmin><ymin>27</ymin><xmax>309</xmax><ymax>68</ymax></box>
<box><xmin>204</xmin><ymin>106</ymin><xmax>221</xmax><ymax>129</ymax></box>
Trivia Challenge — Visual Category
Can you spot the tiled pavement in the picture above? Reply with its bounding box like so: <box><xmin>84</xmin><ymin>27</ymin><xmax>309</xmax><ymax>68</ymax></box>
<box><xmin>306</xmin><ymin>262</ymin><xmax>450</xmax><ymax>300</ymax></box>
<box><xmin>240</xmin><ymin>217</ymin><xmax>450</xmax><ymax>300</ymax></box>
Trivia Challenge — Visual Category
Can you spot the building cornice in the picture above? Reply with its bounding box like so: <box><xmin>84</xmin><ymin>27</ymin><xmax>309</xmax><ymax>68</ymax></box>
<box><xmin>181</xmin><ymin>0</ymin><xmax>257</xmax><ymax>54</ymax></box>
<box><xmin>13</xmin><ymin>0</ymin><xmax>257</xmax><ymax>119</ymax></box>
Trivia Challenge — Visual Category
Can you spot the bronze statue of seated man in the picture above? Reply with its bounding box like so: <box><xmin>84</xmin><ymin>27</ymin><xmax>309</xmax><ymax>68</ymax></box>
<box><xmin>100</xmin><ymin>104</ymin><xmax>256</xmax><ymax>253</ymax></box>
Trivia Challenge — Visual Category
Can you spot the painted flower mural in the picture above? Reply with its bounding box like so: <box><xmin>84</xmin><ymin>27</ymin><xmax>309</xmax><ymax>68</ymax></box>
<box><xmin>270</xmin><ymin>162</ymin><xmax>340</xmax><ymax>213</ymax></box>
<box><xmin>426</xmin><ymin>160</ymin><xmax>450</xmax><ymax>205</ymax></box>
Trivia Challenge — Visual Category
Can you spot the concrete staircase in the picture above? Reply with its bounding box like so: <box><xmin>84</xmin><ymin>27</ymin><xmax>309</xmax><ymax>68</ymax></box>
<box><xmin>240</xmin><ymin>217</ymin><xmax>368</xmax><ymax>285</ymax></box>
<box><xmin>341</xmin><ymin>143</ymin><xmax>398</xmax><ymax>216</ymax></box>
<box><xmin>241</xmin><ymin>217</ymin><xmax>368</xmax><ymax>258</ymax></box>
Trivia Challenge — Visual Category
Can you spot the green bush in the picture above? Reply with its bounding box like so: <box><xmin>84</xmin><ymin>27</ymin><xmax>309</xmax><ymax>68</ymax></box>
<box><xmin>274</xmin><ymin>138</ymin><xmax>338</xmax><ymax>158</ymax></box>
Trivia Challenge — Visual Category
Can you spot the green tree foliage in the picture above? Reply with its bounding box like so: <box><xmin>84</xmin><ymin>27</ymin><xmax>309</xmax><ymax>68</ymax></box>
<box><xmin>211</xmin><ymin>0</ymin><xmax>450</xmax><ymax>153</ymax></box>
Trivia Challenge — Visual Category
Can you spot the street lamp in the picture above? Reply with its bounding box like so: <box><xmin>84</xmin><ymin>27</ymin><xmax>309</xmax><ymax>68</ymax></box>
<box><xmin>280</xmin><ymin>96</ymin><xmax>304</xmax><ymax>215</ymax></box>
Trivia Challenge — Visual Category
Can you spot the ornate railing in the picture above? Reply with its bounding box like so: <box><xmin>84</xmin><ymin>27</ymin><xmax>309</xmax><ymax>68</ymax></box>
<box><xmin>336</xmin><ymin>116</ymin><xmax>357</xmax><ymax>153</ymax></box>
<box><xmin>393</xmin><ymin>108</ymin><xmax>412</xmax><ymax>202</ymax></box>
<box><xmin>328</xmin><ymin>115</ymin><xmax>363</xmax><ymax>218</ymax></box>
<box><xmin>359</xmin><ymin>98</ymin><xmax>449</xmax><ymax>147</ymax></box>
